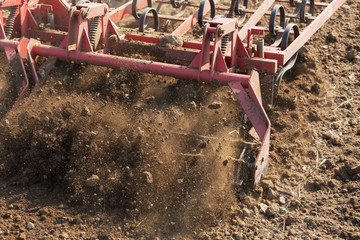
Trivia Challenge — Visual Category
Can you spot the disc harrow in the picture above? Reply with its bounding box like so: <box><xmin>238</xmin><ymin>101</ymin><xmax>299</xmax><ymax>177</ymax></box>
<box><xmin>0</xmin><ymin>0</ymin><xmax>346</xmax><ymax>187</ymax></box>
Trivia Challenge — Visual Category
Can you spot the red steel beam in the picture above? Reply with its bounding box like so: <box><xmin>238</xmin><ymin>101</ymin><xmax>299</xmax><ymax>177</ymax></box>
<box><xmin>282</xmin><ymin>0</ymin><xmax>346</xmax><ymax>64</ymax></box>
<box><xmin>110</xmin><ymin>0</ymin><xmax>148</xmax><ymax>23</ymax></box>
<box><xmin>23</xmin><ymin>41</ymin><xmax>250</xmax><ymax>85</ymax></box>
<box><xmin>172</xmin><ymin>0</ymin><xmax>221</xmax><ymax>36</ymax></box>
<box><xmin>238</xmin><ymin>0</ymin><xmax>275</xmax><ymax>40</ymax></box>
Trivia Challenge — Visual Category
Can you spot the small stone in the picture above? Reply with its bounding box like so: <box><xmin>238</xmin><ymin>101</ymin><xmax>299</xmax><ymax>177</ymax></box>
<box><xmin>353</xmin><ymin>56</ymin><xmax>360</xmax><ymax>64</ymax></box>
<box><xmin>208</xmin><ymin>100</ymin><xmax>223</xmax><ymax>109</ymax></box>
<box><xmin>44</xmin><ymin>116</ymin><xmax>50</xmax><ymax>122</ymax></box>
<box><xmin>233</xmin><ymin>232</ymin><xmax>242</xmax><ymax>240</ymax></box>
<box><xmin>81</xmin><ymin>106</ymin><xmax>91</xmax><ymax>116</ymax></box>
<box><xmin>345</xmin><ymin>50</ymin><xmax>356</xmax><ymax>62</ymax></box>
<box><xmin>345</xmin><ymin>162</ymin><xmax>360</xmax><ymax>175</ymax></box>
<box><xmin>199</xmin><ymin>142</ymin><xmax>207</xmax><ymax>149</ymax></box>
<box><xmin>142</xmin><ymin>171</ymin><xmax>153</xmax><ymax>184</ymax></box>
<box><xmin>279</xmin><ymin>196</ymin><xmax>286</xmax><ymax>205</ymax></box>
<box><xmin>145</xmin><ymin>96</ymin><xmax>155</xmax><ymax>104</ymax></box>
<box><xmin>231</xmin><ymin>218</ymin><xmax>238</xmax><ymax>225</ymax></box>
<box><xmin>90</xmin><ymin>131</ymin><xmax>97</xmax><ymax>136</ymax></box>
<box><xmin>311</xmin><ymin>83</ymin><xmax>320</xmax><ymax>95</ymax></box>
<box><xmin>265</xmin><ymin>206</ymin><xmax>276</xmax><ymax>217</ymax></box>
<box><xmin>27</xmin><ymin>222</ymin><xmax>35</xmax><ymax>230</ymax></box>
<box><xmin>54</xmin><ymin>81</ymin><xmax>63</xmax><ymax>88</ymax></box>
<box><xmin>239</xmin><ymin>221</ymin><xmax>246</xmax><ymax>227</ymax></box>
<box><xmin>138</xmin><ymin>127</ymin><xmax>145</xmax><ymax>136</ymax></box>
<box><xmin>242</xmin><ymin>208</ymin><xmax>251</xmax><ymax>217</ymax></box>
<box><xmin>189</xmin><ymin>101</ymin><xmax>197</xmax><ymax>110</ymax></box>
<box><xmin>341</xmin><ymin>4</ymin><xmax>350</xmax><ymax>10</ymax></box>
<box><xmin>267</xmin><ymin>188</ymin><xmax>277</xmax><ymax>200</ymax></box>
<box><xmin>349</xmin><ymin>74</ymin><xmax>356</xmax><ymax>81</ymax></box>
<box><xmin>259</xmin><ymin>203</ymin><xmax>268</xmax><ymax>213</ymax></box>
<box><xmin>86</xmin><ymin>175</ymin><xmax>100</xmax><ymax>187</ymax></box>
<box><xmin>335</xmin><ymin>167</ymin><xmax>349</xmax><ymax>182</ymax></box>
<box><xmin>326</xmin><ymin>32</ymin><xmax>337</xmax><ymax>43</ymax></box>
<box><xmin>322</xmin><ymin>45</ymin><xmax>328</xmax><ymax>49</ymax></box>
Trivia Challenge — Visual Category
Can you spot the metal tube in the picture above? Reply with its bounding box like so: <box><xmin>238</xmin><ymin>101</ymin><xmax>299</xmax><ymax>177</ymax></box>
<box><xmin>47</xmin><ymin>13</ymin><xmax>55</xmax><ymax>29</ymax></box>
<box><xmin>26</xmin><ymin>43</ymin><xmax>250</xmax><ymax>85</ymax></box>
<box><xmin>257</xmin><ymin>38</ymin><xmax>264</xmax><ymax>58</ymax></box>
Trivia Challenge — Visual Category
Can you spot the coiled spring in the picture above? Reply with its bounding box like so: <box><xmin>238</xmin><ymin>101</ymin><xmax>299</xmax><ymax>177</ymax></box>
<box><xmin>89</xmin><ymin>17</ymin><xmax>100</xmax><ymax>49</ymax></box>
<box><xmin>221</xmin><ymin>34</ymin><xmax>231</xmax><ymax>55</ymax></box>
<box><xmin>5</xmin><ymin>6</ymin><xmax>18</xmax><ymax>39</ymax></box>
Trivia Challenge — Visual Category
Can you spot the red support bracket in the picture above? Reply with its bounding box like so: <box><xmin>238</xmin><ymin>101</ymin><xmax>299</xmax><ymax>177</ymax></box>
<box><xmin>229</xmin><ymin>71</ymin><xmax>271</xmax><ymax>187</ymax></box>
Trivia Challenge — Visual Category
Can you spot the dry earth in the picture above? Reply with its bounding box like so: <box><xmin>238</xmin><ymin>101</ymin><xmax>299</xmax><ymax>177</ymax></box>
<box><xmin>0</xmin><ymin>0</ymin><xmax>359</xmax><ymax>240</ymax></box>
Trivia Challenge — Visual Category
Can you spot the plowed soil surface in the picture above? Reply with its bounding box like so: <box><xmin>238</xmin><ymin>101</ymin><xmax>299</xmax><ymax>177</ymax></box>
<box><xmin>0</xmin><ymin>1</ymin><xmax>359</xmax><ymax>240</ymax></box>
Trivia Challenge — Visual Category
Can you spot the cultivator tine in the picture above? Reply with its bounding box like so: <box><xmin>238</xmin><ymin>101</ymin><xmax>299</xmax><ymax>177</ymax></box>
<box><xmin>0</xmin><ymin>0</ymin><xmax>347</xmax><ymax>187</ymax></box>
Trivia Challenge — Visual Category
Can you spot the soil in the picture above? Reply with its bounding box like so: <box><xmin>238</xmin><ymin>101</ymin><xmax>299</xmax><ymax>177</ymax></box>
<box><xmin>0</xmin><ymin>0</ymin><xmax>360</xmax><ymax>240</ymax></box>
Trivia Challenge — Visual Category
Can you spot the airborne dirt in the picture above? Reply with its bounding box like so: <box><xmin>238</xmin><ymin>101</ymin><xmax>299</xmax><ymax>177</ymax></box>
<box><xmin>0</xmin><ymin>1</ymin><xmax>360</xmax><ymax>240</ymax></box>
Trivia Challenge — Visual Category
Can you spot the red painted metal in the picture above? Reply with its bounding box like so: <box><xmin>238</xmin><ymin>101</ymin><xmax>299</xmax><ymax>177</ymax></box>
<box><xmin>282</xmin><ymin>0</ymin><xmax>347</xmax><ymax>64</ymax></box>
<box><xmin>0</xmin><ymin>0</ymin><xmax>346</xmax><ymax>187</ymax></box>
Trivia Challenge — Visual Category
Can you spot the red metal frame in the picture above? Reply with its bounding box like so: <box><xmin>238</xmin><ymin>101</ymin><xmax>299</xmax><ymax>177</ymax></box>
<box><xmin>0</xmin><ymin>0</ymin><xmax>346</xmax><ymax>187</ymax></box>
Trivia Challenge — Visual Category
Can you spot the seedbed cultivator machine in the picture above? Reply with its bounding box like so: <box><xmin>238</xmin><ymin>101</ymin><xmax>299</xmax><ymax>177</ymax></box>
<box><xmin>0</xmin><ymin>0</ymin><xmax>346</xmax><ymax>187</ymax></box>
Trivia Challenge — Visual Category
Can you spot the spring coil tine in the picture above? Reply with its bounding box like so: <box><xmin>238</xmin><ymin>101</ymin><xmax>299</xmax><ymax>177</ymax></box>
<box><xmin>139</xmin><ymin>7</ymin><xmax>159</xmax><ymax>32</ymax></box>
<box><xmin>234</xmin><ymin>0</ymin><xmax>248</xmax><ymax>16</ymax></box>
<box><xmin>198</xmin><ymin>0</ymin><xmax>216</xmax><ymax>27</ymax></box>
<box><xmin>132</xmin><ymin>0</ymin><xmax>152</xmax><ymax>20</ymax></box>
<box><xmin>5</xmin><ymin>6</ymin><xmax>18</xmax><ymax>39</ymax></box>
<box><xmin>221</xmin><ymin>34</ymin><xmax>231</xmax><ymax>55</ymax></box>
<box><xmin>269</xmin><ymin>5</ymin><xmax>285</xmax><ymax>35</ymax></box>
<box><xmin>89</xmin><ymin>17</ymin><xmax>100</xmax><ymax>50</ymax></box>
<box><xmin>274</xmin><ymin>23</ymin><xmax>300</xmax><ymax>93</ymax></box>
<box><xmin>170</xmin><ymin>0</ymin><xmax>185</xmax><ymax>8</ymax></box>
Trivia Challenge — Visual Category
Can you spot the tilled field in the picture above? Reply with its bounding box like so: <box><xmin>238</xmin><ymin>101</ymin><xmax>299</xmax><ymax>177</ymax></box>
<box><xmin>0</xmin><ymin>1</ymin><xmax>359</xmax><ymax>240</ymax></box>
